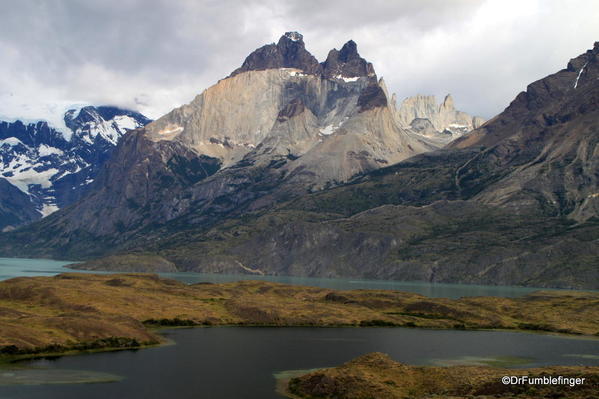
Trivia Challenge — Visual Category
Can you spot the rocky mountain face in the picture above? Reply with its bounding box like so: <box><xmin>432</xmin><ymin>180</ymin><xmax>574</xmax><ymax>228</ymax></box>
<box><xmin>0</xmin><ymin>178</ymin><xmax>40</xmax><ymax>230</ymax></box>
<box><xmin>1</xmin><ymin>32</ymin><xmax>443</xmax><ymax>250</ymax></box>
<box><xmin>394</xmin><ymin>94</ymin><xmax>486</xmax><ymax>145</ymax></box>
<box><xmin>147</xmin><ymin>32</ymin><xmax>431</xmax><ymax>172</ymax></box>
<box><xmin>451</xmin><ymin>42</ymin><xmax>599</xmax><ymax>221</ymax></box>
<box><xmin>0</xmin><ymin>106</ymin><xmax>151</xmax><ymax>231</ymax></box>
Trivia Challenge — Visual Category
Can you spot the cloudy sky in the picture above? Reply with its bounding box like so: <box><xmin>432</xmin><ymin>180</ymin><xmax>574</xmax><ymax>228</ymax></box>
<box><xmin>1</xmin><ymin>0</ymin><xmax>598</xmax><ymax>130</ymax></box>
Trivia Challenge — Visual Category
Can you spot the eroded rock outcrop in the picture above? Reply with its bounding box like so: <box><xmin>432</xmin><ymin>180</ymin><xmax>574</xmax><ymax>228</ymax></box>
<box><xmin>395</xmin><ymin>94</ymin><xmax>485</xmax><ymax>145</ymax></box>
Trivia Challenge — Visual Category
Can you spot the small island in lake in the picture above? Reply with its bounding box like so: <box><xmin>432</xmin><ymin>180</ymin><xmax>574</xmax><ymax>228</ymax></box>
<box><xmin>283</xmin><ymin>352</ymin><xmax>599</xmax><ymax>399</ymax></box>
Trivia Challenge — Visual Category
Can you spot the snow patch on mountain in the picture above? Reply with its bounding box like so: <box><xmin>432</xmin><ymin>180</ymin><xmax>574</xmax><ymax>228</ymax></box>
<box><xmin>574</xmin><ymin>62</ymin><xmax>588</xmax><ymax>89</ymax></box>
<box><xmin>319</xmin><ymin>124</ymin><xmax>336</xmax><ymax>136</ymax></box>
<box><xmin>334</xmin><ymin>74</ymin><xmax>360</xmax><ymax>82</ymax></box>
<box><xmin>4</xmin><ymin>166</ymin><xmax>59</xmax><ymax>194</ymax></box>
<box><xmin>284</xmin><ymin>31</ymin><xmax>303</xmax><ymax>42</ymax></box>
<box><xmin>38</xmin><ymin>144</ymin><xmax>64</xmax><ymax>157</ymax></box>
<box><xmin>39</xmin><ymin>203</ymin><xmax>59</xmax><ymax>217</ymax></box>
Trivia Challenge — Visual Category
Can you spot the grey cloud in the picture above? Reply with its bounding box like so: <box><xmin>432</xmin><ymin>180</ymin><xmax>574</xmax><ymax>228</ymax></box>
<box><xmin>1</xmin><ymin>0</ymin><xmax>598</xmax><ymax>123</ymax></box>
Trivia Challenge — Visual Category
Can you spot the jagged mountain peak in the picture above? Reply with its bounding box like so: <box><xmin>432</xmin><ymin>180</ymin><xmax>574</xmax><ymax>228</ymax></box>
<box><xmin>322</xmin><ymin>39</ymin><xmax>376</xmax><ymax>79</ymax></box>
<box><xmin>339</xmin><ymin>40</ymin><xmax>358</xmax><ymax>57</ymax></box>
<box><xmin>65</xmin><ymin>105</ymin><xmax>150</xmax><ymax>129</ymax></box>
<box><xmin>230</xmin><ymin>32</ymin><xmax>376</xmax><ymax>80</ymax></box>
<box><xmin>230</xmin><ymin>32</ymin><xmax>321</xmax><ymax>77</ymax></box>
<box><xmin>280</xmin><ymin>31</ymin><xmax>304</xmax><ymax>44</ymax></box>
<box><xmin>64</xmin><ymin>105</ymin><xmax>150</xmax><ymax>146</ymax></box>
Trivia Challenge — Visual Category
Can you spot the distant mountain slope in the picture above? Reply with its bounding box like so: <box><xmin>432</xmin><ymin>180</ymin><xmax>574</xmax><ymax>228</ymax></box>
<box><xmin>0</xmin><ymin>106</ymin><xmax>151</xmax><ymax>230</ymax></box>
<box><xmin>450</xmin><ymin>42</ymin><xmax>599</xmax><ymax>221</ymax></box>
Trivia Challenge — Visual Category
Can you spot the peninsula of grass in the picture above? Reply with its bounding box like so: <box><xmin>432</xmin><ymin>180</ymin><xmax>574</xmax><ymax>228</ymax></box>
<box><xmin>0</xmin><ymin>273</ymin><xmax>598</xmax><ymax>360</ymax></box>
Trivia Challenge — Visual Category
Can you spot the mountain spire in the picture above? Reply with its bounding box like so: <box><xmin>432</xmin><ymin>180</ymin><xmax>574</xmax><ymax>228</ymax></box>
<box><xmin>322</xmin><ymin>39</ymin><xmax>376</xmax><ymax>79</ymax></box>
<box><xmin>230</xmin><ymin>32</ymin><xmax>321</xmax><ymax>76</ymax></box>
<box><xmin>230</xmin><ymin>33</ymin><xmax>376</xmax><ymax>80</ymax></box>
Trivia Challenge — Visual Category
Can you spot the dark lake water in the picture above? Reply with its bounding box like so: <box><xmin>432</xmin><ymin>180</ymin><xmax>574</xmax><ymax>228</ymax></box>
<box><xmin>0</xmin><ymin>257</ymin><xmax>551</xmax><ymax>298</ymax></box>
<box><xmin>0</xmin><ymin>327</ymin><xmax>598</xmax><ymax>398</ymax></box>
<box><xmin>1</xmin><ymin>258</ymin><xmax>598</xmax><ymax>398</ymax></box>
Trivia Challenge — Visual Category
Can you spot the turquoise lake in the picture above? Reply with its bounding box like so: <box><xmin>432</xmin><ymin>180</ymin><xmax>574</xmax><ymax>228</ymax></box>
<box><xmin>0</xmin><ymin>257</ymin><xmax>549</xmax><ymax>298</ymax></box>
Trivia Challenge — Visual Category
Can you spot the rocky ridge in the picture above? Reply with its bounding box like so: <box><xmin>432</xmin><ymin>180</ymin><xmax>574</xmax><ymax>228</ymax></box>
<box><xmin>451</xmin><ymin>41</ymin><xmax>599</xmax><ymax>221</ymax></box>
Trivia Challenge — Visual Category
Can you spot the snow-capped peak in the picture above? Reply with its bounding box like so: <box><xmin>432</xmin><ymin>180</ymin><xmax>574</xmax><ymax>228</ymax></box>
<box><xmin>0</xmin><ymin>105</ymin><xmax>151</xmax><ymax>222</ymax></box>
<box><xmin>284</xmin><ymin>31</ymin><xmax>303</xmax><ymax>42</ymax></box>
<box><xmin>66</xmin><ymin>106</ymin><xmax>150</xmax><ymax>146</ymax></box>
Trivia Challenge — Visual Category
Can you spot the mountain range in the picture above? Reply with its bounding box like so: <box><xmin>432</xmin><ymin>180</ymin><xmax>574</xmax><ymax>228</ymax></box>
<box><xmin>1</xmin><ymin>33</ymin><xmax>597</xmax><ymax>289</ymax></box>
<box><xmin>0</xmin><ymin>106</ymin><xmax>151</xmax><ymax>231</ymax></box>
